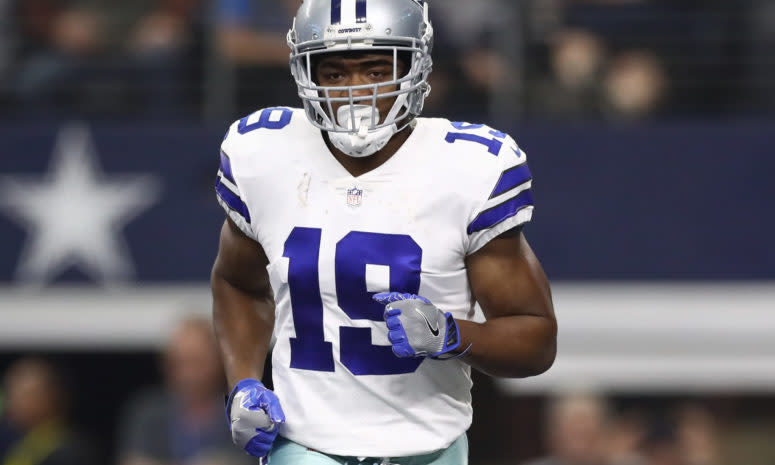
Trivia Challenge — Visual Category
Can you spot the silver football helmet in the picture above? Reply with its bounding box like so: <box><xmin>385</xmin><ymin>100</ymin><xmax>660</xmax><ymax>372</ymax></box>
<box><xmin>287</xmin><ymin>0</ymin><xmax>433</xmax><ymax>157</ymax></box>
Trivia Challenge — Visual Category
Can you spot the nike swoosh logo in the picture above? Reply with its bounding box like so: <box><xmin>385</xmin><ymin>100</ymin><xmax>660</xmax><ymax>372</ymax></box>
<box><xmin>416</xmin><ymin>309</ymin><xmax>440</xmax><ymax>336</ymax></box>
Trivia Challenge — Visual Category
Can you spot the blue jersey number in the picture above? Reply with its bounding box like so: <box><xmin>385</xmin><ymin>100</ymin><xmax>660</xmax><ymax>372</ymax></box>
<box><xmin>238</xmin><ymin>107</ymin><xmax>293</xmax><ymax>134</ymax></box>
<box><xmin>283</xmin><ymin>227</ymin><xmax>424</xmax><ymax>375</ymax></box>
<box><xmin>445</xmin><ymin>121</ymin><xmax>506</xmax><ymax>155</ymax></box>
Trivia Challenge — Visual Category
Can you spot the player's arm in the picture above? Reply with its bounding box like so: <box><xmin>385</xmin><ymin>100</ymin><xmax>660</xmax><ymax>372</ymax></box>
<box><xmin>456</xmin><ymin>228</ymin><xmax>557</xmax><ymax>378</ymax></box>
<box><xmin>211</xmin><ymin>217</ymin><xmax>275</xmax><ymax>388</ymax></box>
<box><xmin>374</xmin><ymin>228</ymin><xmax>556</xmax><ymax>378</ymax></box>
<box><xmin>373</xmin><ymin>131</ymin><xmax>554</xmax><ymax>378</ymax></box>
<box><xmin>212</xmin><ymin>217</ymin><xmax>285</xmax><ymax>458</ymax></box>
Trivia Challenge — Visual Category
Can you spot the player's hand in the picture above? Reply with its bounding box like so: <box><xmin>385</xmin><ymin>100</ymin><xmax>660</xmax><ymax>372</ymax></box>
<box><xmin>373</xmin><ymin>292</ymin><xmax>462</xmax><ymax>359</ymax></box>
<box><xmin>226</xmin><ymin>378</ymin><xmax>285</xmax><ymax>459</ymax></box>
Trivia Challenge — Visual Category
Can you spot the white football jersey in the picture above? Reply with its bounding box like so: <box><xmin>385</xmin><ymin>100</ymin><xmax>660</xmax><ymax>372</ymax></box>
<box><xmin>215</xmin><ymin>107</ymin><xmax>534</xmax><ymax>457</ymax></box>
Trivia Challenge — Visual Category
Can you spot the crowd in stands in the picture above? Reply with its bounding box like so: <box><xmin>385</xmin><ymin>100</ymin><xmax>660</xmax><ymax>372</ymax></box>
<box><xmin>0</xmin><ymin>0</ymin><xmax>204</xmax><ymax>119</ymax></box>
<box><xmin>116</xmin><ymin>317</ymin><xmax>252</xmax><ymax>465</ymax></box>
<box><xmin>0</xmin><ymin>317</ymin><xmax>253</xmax><ymax>465</ymax></box>
<box><xmin>2</xmin><ymin>332</ymin><xmax>772</xmax><ymax>465</ymax></box>
<box><xmin>0</xmin><ymin>358</ymin><xmax>96</xmax><ymax>465</ymax></box>
<box><xmin>521</xmin><ymin>394</ymin><xmax>726</xmax><ymax>465</ymax></box>
<box><xmin>2</xmin><ymin>314</ymin><xmax>774</xmax><ymax>465</ymax></box>
<box><xmin>0</xmin><ymin>0</ymin><xmax>773</xmax><ymax>122</ymax></box>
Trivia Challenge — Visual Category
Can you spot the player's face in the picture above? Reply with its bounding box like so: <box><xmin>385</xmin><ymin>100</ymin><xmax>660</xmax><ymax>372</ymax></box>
<box><xmin>315</xmin><ymin>52</ymin><xmax>406</xmax><ymax>124</ymax></box>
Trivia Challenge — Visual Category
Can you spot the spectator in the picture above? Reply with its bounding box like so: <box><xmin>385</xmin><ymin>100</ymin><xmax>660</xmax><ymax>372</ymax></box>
<box><xmin>12</xmin><ymin>3</ymin><xmax>120</xmax><ymax>118</ymax></box>
<box><xmin>424</xmin><ymin>0</ymin><xmax>520</xmax><ymax>119</ymax></box>
<box><xmin>560</xmin><ymin>0</ymin><xmax>734</xmax><ymax>117</ymax></box>
<box><xmin>117</xmin><ymin>316</ymin><xmax>251</xmax><ymax>465</ymax></box>
<box><xmin>522</xmin><ymin>394</ymin><xmax>612</xmax><ymax>465</ymax></box>
<box><xmin>674</xmin><ymin>404</ymin><xmax>721</xmax><ymax>465</ymax></box>
<box><xmin>605</xmin><ymin>409</ymin><xmax>649</xmax><ymax>465</ymax></box>
<box><xmin>529</xmin><ymin>28</ymin><xmax>606</xmax><ymax>120</ymax></box>
<box><xmin>601</xmin><ymin>50</ymin><xmax>666</xmax><ymax>121</ymax></box>
<box><xmin>124</xmin><ymin>0</ymin><xmax>204</xmax><ymax>117</ymax></box>
<box><xmin>214</xmin><ymin>0</ymin><xmax>294</xmax><ymax>66</ymax></box>
<box><xmin>641</xmin><ymin>423</ymin><xmax>684</xmax><ymax>465</ymax></box>
<box><xmin>0</xmin><ymin>357</ymin><xmax>98</xmax><ymax>465</ymax></box>
<box><xmin>213</xmin><ymin>0</ymin><xmax>299</xmax><ymax>115</ymax></box>
<box><xmin>8</xmin><ymin>0</ymin><xmax>205</xmax><ymax>118</ymax></box>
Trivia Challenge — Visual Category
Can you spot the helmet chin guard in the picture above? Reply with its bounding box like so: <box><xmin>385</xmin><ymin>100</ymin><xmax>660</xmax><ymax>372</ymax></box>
<box><xmin>329</xmin><ymin>105</ymin><xmax>397</xmax><ymax>158</ymax></box>
<box><xmin>287</xmin><ymin>0</ymin><xmax>433</xmax><ymax>157</ymax></box>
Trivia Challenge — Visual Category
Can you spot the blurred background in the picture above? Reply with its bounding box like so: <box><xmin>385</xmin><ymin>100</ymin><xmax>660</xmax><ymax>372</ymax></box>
<box><xmin>0</xmin><ymin>0</ymin><xmax>773</xmax><ymax>464</ymax></box>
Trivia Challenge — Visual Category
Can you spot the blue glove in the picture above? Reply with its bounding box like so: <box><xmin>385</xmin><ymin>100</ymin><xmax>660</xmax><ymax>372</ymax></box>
<box><xmin>226</xmin><ymin>378</ymin><xmax>285</xmax><ymax>459</ymax></box>
<box><xmin>373</xmin><ymin>292</ymin><xmax>463</xmax><ymax>359</ymax></box>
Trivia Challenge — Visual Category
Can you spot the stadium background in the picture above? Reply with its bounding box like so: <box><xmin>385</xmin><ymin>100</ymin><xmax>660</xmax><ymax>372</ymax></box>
<box><xmin>0</xmin><ymin>0</ymin><xmax>774</xmax><ymax>464</ymax></box>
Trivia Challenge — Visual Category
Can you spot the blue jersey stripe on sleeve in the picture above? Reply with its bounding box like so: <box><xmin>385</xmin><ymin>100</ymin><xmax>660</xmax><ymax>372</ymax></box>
<box><xmin>219</xmin><ymin>150</ymin><xmax>236</xmax><ymax>184</ymax></box>
<box><xmin>489</xmin><ymin>162</ymin><xmax>531</xmax><ymax>199</ymax></box>
<box><xmin>216</xmin><ymin>177</ymin><xmax>251</xmax><ymax>223</ymax></box>
<box><xmin>467</xmin><ymin>190</ymin><xmax>533</xmax><ymax>235</ymax></box>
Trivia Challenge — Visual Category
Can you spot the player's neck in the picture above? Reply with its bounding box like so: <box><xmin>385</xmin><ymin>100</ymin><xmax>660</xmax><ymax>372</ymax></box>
<box><xmin>323</xmin><ymin>125</ymin><xmax>413</xmax><ymax>178</ymax></box>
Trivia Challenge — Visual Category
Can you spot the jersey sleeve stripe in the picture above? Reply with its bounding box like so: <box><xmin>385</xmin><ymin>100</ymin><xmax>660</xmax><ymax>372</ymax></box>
<box><xmin>489</xmin><ymin>162</ymin><xmax>532</xmax><ymax>199</ymax></box>
<box><xmin>219</xmin><ymin>150</ymin><xmax>236</xmax><ymax>184</ymax></box>
<box><xmin>215</xmin><ymin>177</ymin><xmax>252</xmax><ymax>223</ymax></box>
<box><xmin>467</xmin><ymin>189</ymin><xmax>533</xmax><ymax>234</ymax></box>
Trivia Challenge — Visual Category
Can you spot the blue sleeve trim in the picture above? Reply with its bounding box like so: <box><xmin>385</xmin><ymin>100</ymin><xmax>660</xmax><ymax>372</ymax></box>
<box><xmin>219</xmin><ymin>150</ymin><xmax>236</xmax><ymax>184</ymax></box>
<box><xmin>467</xmin><ymin>190</ymin><xmax>533</xmax><ymax>235</ymax></box>
<box><xmin>489</xmin><ymin>162</ymin><xmax>531</xmax><ymax>199</ymax></box>
<box><xmin>216</xmin><ymin>177</ymin><xmax>252</xmax><ymax>223</ymax></box>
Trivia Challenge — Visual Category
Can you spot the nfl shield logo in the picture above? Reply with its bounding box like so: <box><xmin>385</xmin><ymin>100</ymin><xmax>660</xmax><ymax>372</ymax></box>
<box><xmin>346</xmin><ymin>187</ymin><xmax>363</xmax><ymax>207</ymax></box>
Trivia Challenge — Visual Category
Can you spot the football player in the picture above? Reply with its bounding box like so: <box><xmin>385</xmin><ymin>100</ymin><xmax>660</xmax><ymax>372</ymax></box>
<box><xmin>211</xmin><ymin>1</ymin><xmax>557</xmax><ymax>464</ymax></box>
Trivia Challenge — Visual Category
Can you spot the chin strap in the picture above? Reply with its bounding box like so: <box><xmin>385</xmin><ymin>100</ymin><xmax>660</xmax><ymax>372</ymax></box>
<box><xmin>329</xmin><ymin>125</ymin><xmax>397</xmax><ymax>158</ymax></box>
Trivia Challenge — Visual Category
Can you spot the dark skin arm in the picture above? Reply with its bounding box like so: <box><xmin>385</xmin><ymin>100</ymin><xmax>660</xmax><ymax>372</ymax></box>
<box><xmin>211</xmin><ymin>217</ymin><xmax>275</xmax><ymax>390</ymax></box>
<box><xmin>456</xmin><ymin>229</ymin><xmax>557</xmax><ymax>378</ymax></box>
